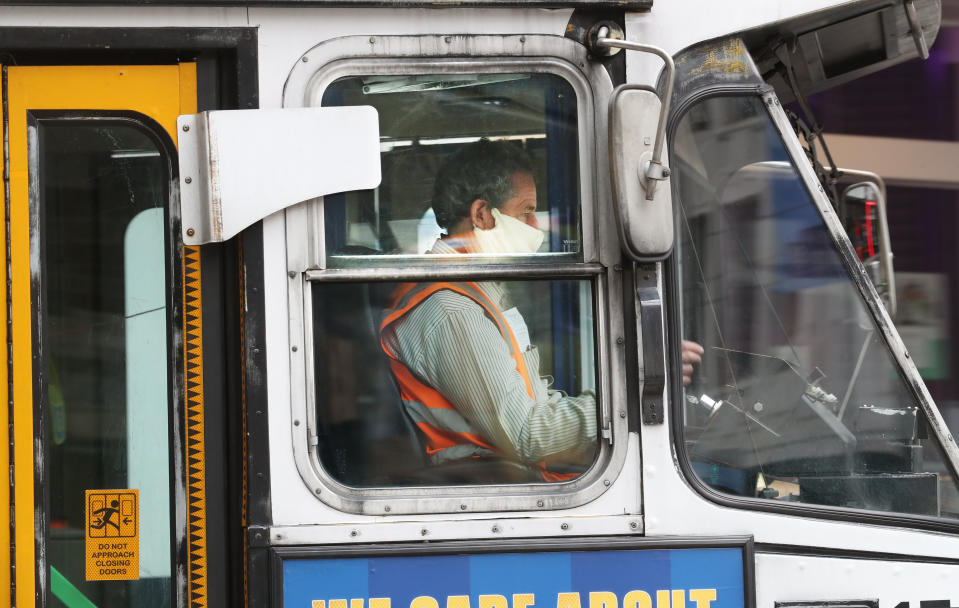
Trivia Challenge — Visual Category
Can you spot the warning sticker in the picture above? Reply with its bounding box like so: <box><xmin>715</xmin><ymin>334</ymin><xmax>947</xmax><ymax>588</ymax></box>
<box><xmin>85</xmin><ymin>489</ymin><xmax>139</xmax><ymax>581</ymax></box>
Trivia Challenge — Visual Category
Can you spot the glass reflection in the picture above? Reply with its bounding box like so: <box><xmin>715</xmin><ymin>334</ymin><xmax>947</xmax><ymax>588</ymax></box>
<box><xmin>674</xmin><ymin>95</ymin><xmax>959</xmax><ymax>518</ymax></box>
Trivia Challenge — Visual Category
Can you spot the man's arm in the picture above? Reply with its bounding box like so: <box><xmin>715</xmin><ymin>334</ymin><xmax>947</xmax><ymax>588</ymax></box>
<box><xmin>392</xmin><ymin>291</ymin><xmax>596</xmax><ymax>464</ymax></box>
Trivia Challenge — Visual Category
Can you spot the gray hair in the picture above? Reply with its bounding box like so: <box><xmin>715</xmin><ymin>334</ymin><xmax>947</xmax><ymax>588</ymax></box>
<box><xmin>432</xmin><ymin>139</ymin><xmax>533</xmax><ymax>231</ymax></box>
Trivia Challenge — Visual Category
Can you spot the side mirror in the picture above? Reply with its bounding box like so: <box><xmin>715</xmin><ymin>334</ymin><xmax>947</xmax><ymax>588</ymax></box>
<box><xmin>840</xmin><ymin>174</ymin><xmax>896</xmax><ymax>318</ymax></box>
<box><xmin>609</xmin><ymin>86</ymin><xmax>674</xmax><ymax>261</ymax></box>
<box><xmin>599</xmin><ymin>37</ymin><xmax>675</xmax><ymax>262</ymax></box>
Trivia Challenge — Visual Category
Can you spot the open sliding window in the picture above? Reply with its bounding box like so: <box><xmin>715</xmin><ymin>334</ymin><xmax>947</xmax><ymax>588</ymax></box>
<box><xmin>283</xmin><ymin>44</ymin><xmax>619</xmax><ymax>514</ymax></box>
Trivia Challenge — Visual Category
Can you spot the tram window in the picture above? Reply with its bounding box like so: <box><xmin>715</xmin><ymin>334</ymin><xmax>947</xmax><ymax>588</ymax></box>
<box><xmin>311</xmin><ymin>278</ymin><xmax>598</xmax><ymax>486</ymax></box>
<box><xmin>318</xmin><ymin>72</ymin><xmax>581</xmax><ymax>265</ymax></box>
<box><xmin>674</xmin><ymin>95</ymin><xmax>959</xmax><ymax>519</ymax></box>
<box><xmin>299</xmin><ymin>67</ymin><xmax>602</xmax><ymax>489</ymax></box>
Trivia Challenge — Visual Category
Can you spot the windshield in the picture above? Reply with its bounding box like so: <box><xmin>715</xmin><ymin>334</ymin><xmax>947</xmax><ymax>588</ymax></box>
<box><xmin>674</xmin><ymin>94</ymin><xmax>959</xmax><ymax>519</ymax></box>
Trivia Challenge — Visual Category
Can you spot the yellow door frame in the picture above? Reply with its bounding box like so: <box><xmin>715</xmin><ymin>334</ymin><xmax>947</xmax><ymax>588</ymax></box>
<box><xmin>2</xmin><ymin>63</ymin><xmax>196</xmax><ymax>606</ymax></box>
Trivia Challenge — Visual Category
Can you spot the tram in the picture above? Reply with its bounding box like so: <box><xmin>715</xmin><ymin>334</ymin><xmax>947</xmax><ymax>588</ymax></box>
<box><xmin>1</xmin><ymin>0</ymin><xmax>956</xmax><ymax>606</ymax></box>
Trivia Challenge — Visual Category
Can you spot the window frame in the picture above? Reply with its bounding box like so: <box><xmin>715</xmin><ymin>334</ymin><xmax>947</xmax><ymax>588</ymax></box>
<box><xmin>281</xmin><ymin>35</ymin><xmax>630</xmax><ymax>515</ymax></box>
<box><xmin>29</xmin><ymin>111</ymin><xmax>181</xmax><ymax>606</ymax></box>
<box><xmin>666</xmin><ymin>86</ymin><xmax>959</xmax><ymax>533</ymax></box>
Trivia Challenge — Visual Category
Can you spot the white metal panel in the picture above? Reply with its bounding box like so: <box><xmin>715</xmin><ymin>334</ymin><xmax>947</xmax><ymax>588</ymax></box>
<box><xmin>265</xmin><ymin>430</ymin><xmax>642</xmax><ymax>533</ymax></box>
<box><xmin>252</xmin><ymin>8</ymin><xmax>574</xmax><ymax>109</ymax></box>
<box><xmin>177</xmin><ymin>106</ymin><xmax>381</xmax><ymax>244</ymax></box>
<box><xmin>270</xmin><ymin>514</ymin><xmax>643</xmax><ymax>546</ymax></box>
<box><xmin>756</xmin><ymin>552</ymin><xmax>959</xmax><ymax>603</ymax></box>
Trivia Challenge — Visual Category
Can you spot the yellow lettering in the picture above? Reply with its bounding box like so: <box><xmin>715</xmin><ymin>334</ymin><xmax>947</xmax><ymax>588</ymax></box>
<box><xmin>371</xmin><ymin>599</ymin><xmax>392</xmax><ymax>608</ymax></box>
<box><xmin>671</xmin><ymin>591</ymin><xmax>684</xmax><ymax>608</ymax></box>
<box><xmin>688</xmin><ymin>590</ymin><xmax>716</xmax><ymax>608</ymax></box>
<box><xmin>481</xmin><ymin>595</ymin><xmax>508</xmax><ymax>608</ymax></box>
<box><xmin>448</xmin><ymin>596</ymin><xmax>471</xmax><ymax>608</ymax></box>
<box><xmin>412</xmin><ymin>597</ymin><xmax>440</xmax><ymax>608</ymax></box>
<box><xmin>656</xmin><ymin>591</ymin><xmax>670</xmax><ymax>608</ymax></box>
<box><xmin>589</xmin><ymin>592</ymin><xmax>617</xmax><ymax>608</ymax></box>
<box><xmin>313</xmin><ymin>603</ymin><xmax>325</xmax><ymax>608</ymax></box>
<box><xmin>513</xmin><ymin>594</ymin><xmax>535</xmax><ymax>608</ymax></box>
<box><xmin>623</xmin><ymin>591</ymin><xmax>651</xmax><ymax>608</ymax></box>
<box><xmin>331</xmin><ymin>600</ymin><xmax>348</xmax><ymax>608</ymax></box>
<box><xmin>556</xmin><ymin>593</ymin><xmax>581</xmax><ymax>608</ymax></box>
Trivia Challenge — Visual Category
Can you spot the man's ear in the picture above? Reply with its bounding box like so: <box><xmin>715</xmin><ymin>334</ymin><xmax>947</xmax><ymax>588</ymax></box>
<box><xmin>470</xmin><ymin>199</ymin><xmax>495</xmax><ymax>230</ymax></box>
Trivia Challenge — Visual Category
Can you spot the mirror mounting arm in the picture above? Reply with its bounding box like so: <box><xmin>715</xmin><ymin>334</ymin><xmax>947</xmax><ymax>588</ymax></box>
<box><xmin>596</xmin><ymin>37</ymin><xmax>675</xmax><ymax>200</ymax></box>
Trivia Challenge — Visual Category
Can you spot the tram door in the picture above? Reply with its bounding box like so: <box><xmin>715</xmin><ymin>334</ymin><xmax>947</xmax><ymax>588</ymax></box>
<box><xmin>2</xmin><ymin>65</ymin><xmax>196</xmax><ymax>607</ymax></box>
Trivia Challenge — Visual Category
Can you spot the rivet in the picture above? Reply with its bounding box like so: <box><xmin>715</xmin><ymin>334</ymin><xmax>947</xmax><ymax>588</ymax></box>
<box><xmin>369</xmin><ymin>37</ymin><xmax>376</xmax><ymax>43</ymax></box>
<box><xmin>184</xmin><ymin>177</ymin><xmax>192</xmax><ymax>184</ymax></box>
<box><xmin>421</xmin><ymin>528</ymin><xmax>429</xmax><ymax>536</ymax></box>
<box><xmin>254</xmin><ymin>532</ymin><xmax>263</xmax><ymax>540</ymax></box>
<box><xmin>301</xmin><ymin>56</ymin><xmax>309</xmax><ymax>62</ymax></box>
<box><xmin>276</xmin><ymin>534</ymin><xmax>284</xmax><ymax>540</ymax></box>
<box><xmin>662</xmin><ymin>167</ymin><xmax>671</xmax><ymax>177</ymax></box>
<box><xmin>616</xmin><ymin>337</ymin><xmax>625</xmax><ymax>345</ymax></box>
<box><xmin>630</xmin><ymin>521</ymin><xmax>639</xmax><ymax>530</ymax></box>
<box><xmin>288</xmin><ymin>271</ymin><xmax>296</xmax><ymax>278</ymax></box>
<box><xmin>536</xmin><ymin>500</ymin><xmax>544</xmax><ymax>507</ymax></box>
<box><xmin>520</xmin><ymin>36</ymin><xmax>526</xmax><ymax>43</ymax></box>
<box><xmin>186</xmin><ymin>228</ymin><xmax>195</xmax><ymax>237</ymax></box>
<box><xmin>384</xmin><ymin>505</ymin><xmax>391</xmax><ymax>512</ymax></box>
<box><xmin>350</xmin><ymin>530</ymin><xmax>359</xmax><ymax>537</ymax></box>
<box><xmin>491</xmin><ymin>525</ymin><xmax>500</xmax><ymax>533</ymax></box>
<box><xmin>604</xmin><ymin>479</ymin><xmax>611</xmax><ymax>486</ymax></box>
<box><xmin>182</xmin><ymin>124</ymin><xmax>190</xmax><ymax>132</ymax></box>
<box><xmin>444</xmin><ymin>36</ymin><xmax>452</xmax><ymax>43</ymax></box>
<box><xmin>314</xmin><ymin>488</ymin><xmax>321</xmax><ymax>495</ymax></box>
<box><xmin>292</xmin><ymin>346</ymin><xmax>299</xmax><ymax>352</ymax></box>
<box><xmin>293</xmin><ymin>419</ymin><xmax>300</xmax><ymax>426</ymax></box>
<box><xmin>619</xmin><ymin>410</ymin><xmax>626</xmax><ymax>419</ymax></box>
<box><xmin>905</xmin><ymin>352</ymin><xmax>911</xmax><ymax>358</ymax></box>
<box><xmin>561</xmin><ymin>523</ymin><xmax>569</xmax><ymax>530</ymax></box>
<box><xmin>460</xmin><ymin>504</ymin><xmax>467</xmax><ymax>510</ymax></box>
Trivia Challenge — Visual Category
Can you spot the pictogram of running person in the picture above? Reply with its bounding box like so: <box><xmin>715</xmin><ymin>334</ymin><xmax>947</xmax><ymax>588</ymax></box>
<box><xmin>90</xmin><ymin>500</ymin><xmax>122</xmax><ymax>535</ymax></box>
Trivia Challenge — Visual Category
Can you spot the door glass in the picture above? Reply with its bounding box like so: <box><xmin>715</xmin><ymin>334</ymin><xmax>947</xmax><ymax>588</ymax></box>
<box><xmin>40</xmin><ymin>121</ymin><xmax>171</xmax><ymax>606</ymax></box>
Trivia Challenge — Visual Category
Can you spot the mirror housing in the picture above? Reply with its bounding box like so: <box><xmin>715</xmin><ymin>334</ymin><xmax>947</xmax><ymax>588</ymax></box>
<box><xmin>839</xmin><ymin>174</ymin><xmax>896</xmax><ymax>318</ymax></box>
<box><xmin>609</xmin><ymin>85</ymin><xmax>674</xmax><ymax>261</ymax></box>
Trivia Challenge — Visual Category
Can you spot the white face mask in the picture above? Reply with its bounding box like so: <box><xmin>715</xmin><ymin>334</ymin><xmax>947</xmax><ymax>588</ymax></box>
<box><xmin>471</xmin><ymin>208</ymin><xmax>545</xmax><ymax>254</ymax></box>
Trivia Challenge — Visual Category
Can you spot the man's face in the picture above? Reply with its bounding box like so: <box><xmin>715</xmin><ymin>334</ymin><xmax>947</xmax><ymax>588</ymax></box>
<box><xmin>498</xmin><ymin>171</ymin><xmax>539</xmax><ymax>229</ymax></box>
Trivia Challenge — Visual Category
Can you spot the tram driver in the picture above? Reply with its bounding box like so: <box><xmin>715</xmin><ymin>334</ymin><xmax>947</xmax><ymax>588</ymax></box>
<box><xmin>379</xmin><ymin>140</ymin><xmax>701</xmax><ymax>481</ymax></box>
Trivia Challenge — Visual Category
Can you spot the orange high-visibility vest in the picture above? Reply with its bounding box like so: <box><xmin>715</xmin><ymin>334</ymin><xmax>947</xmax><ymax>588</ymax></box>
<box><xmin>380</xmin><ymin>281</ymin><xmax>574</xmax><ymax>482</ymax></box>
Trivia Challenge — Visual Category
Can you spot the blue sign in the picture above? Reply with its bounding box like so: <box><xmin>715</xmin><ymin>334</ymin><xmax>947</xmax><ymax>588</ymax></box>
<box><xmin>283</xmin><ymin>547</ymin><xmax>745</xmax><ymax>608</ymax></box>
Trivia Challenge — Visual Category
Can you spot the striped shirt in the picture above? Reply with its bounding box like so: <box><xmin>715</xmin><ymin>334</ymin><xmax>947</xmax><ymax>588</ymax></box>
<box><xmin>380</xmin><ymin>240</ymin><xmax>597</xmax><ymax>465</ymax></box>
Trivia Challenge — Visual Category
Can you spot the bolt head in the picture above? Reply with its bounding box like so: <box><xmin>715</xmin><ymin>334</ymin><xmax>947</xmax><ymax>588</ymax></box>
<box><xmin>182</xmin><ymin>124</ymin><xmax>190</xmax><ymax>132</ymax></box>
<box><xmin>186</xmin><ymin>228</ymin><xmax>196</xmax><ymax>237</ymax></box>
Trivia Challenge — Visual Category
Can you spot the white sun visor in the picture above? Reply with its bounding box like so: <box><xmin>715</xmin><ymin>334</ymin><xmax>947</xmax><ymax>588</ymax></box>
<box><xmin>177</xmin><ymin>106</ymin><xmax>381</xmax><ymax>245</ymax></box>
